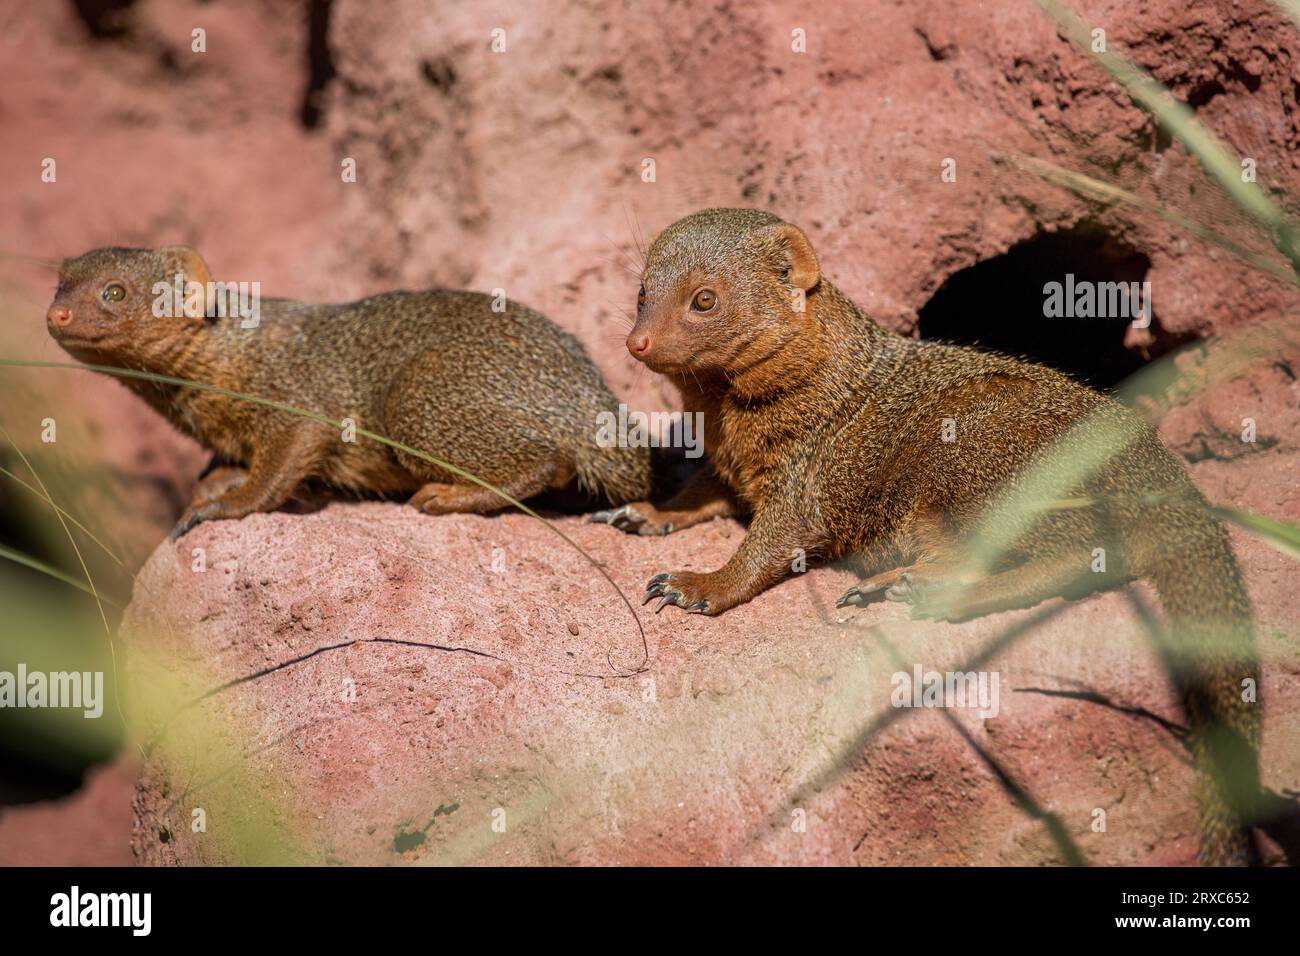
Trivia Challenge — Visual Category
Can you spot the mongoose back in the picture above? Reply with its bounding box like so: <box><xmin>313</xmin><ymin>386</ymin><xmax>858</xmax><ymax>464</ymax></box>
<box><xmin>597</xmin><ymin>207</ymin><xmax>1260</xmax><ymax>866</ymax></box>
<box><xmin>46</xmin><ymin>246</ymin><xmax>650</xmax><ymax>537</ymax></box>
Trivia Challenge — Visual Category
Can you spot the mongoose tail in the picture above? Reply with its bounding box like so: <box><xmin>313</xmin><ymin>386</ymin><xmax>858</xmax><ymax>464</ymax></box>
<box><xmin>1127</xmin><ymin>500</ymin><xmax>1260</xmax><ymax>866</ymax></box>
<box><xmin>573</xmin><ymin>438</ymin><xmax>654</xmax><ymax>506</ymax></box>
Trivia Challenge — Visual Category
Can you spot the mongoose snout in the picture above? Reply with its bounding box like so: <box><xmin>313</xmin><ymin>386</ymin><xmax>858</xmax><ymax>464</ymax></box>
<box><xmin>625</xmin><ymin>329</ymin><xmax>651</xmax><ymax>360</ymax></box>
<box><xmin>47</xmin><ymin>245</ymin><xmax>652</xmax><ymax>539</ymax></box>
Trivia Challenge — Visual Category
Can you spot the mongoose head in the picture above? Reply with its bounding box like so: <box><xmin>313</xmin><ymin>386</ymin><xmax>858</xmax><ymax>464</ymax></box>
<box><xmin>628</xmin><ymin>208</ymin><xmax>821</xmax><ymax>378</ymax></box>
<box><xmin>46</xmin><ymin>246</ymin><xmax>213</xmax><ymax>366</ymax></box>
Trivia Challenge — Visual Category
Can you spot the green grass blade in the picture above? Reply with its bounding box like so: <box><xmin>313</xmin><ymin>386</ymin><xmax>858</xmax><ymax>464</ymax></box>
<box><xmin>0</xmin><ymin>464</ymin><xmax>126</xmax><ymax>567</ymax></box>
<box><xmin>0</xmin><ymin>542</ymin><xmax>122</xmax><ymax>607</ymax></box>
<box><xmin>1000</xmin><ymin>153</ymin><xmax>1298</xmax><ymax>286</ymax></box>
<box><xmin>1212</xmin><ymin>506</ymin><xmax>1300</xmax><ymax>562</ymax></box>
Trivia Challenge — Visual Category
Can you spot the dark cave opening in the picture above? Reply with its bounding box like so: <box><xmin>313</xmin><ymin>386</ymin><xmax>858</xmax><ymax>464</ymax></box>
<box><xmin>916</xmin><ymin>228</ymin><xmax>1194</xmax><ymax>393</ymax></box>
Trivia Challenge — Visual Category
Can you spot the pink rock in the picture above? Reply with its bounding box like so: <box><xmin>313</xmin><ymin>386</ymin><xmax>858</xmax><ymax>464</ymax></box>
<box><xmin>122</xmin><ymin>446</ymin><xmax>1298</xmax><ymax>864</ymax></box>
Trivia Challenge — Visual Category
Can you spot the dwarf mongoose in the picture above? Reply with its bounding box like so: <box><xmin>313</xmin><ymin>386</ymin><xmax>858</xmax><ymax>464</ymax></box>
<box><xmin>595</xmin><ymin>207</ymin><xmax>1259</xmax><ymax>866</ymax></box>
<box><xmin>46</xmin><ymin>246</ymin><xmax>650</xmax><ymax>538</ymax></box>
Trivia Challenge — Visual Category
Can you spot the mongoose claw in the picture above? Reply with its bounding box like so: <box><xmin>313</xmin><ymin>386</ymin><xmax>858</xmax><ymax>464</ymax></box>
<box><xmin>652</xmin><ymin>590</ymin><xmax>709</xmax><ymax>615</ymax></box>
<box><xmin>836</xmin><ymin>581</ymin><xmax>888</xmax><ymax>608</ymax></box>
<box><xmin>643</xmin><ymin>573</ymin><xmax>672</xmax><ymax>604</ymax></box>
<box><xmin>836</xmin><ymin>571</ymin><xmax>958</xmax><ymax>617</ymax></box>
<box><xmin>169</xmin><ymin>508</ymin><xmax>205</xmax><ymax>541</ymax></box>
<box><xmin>171</xmin><ymin>498</ymin><xmax>230</xmax><ymax>540</ymax></box>
<box><xmin>587</xmin><ymin>503</ymin><xmax>674</xmax><ymax>535</ymax></box>
<box><xmin>589</xmin><ymin>504</ymin><xmax>642</xmax><ymax>527</ymax></box>
<box><xmin>642</xmin><ymin>572</ymin><xmax>713</xmax><ymax>615</ymax></box>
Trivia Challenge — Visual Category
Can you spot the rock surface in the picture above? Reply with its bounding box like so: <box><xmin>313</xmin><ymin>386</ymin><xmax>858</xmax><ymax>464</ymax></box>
<box><xmin>123</xmin><ymin>438</ymin><xmax>1298</xmax><ymax>864</ymax></box>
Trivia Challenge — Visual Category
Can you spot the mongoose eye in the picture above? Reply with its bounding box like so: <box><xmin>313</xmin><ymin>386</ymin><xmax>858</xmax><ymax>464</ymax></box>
<box><xmin>637</xmin><ymin>284</ymin><xmax>647</xmax><ymax>308</ymax></box>
<box><xmin>102</xmin><ymin>283</ymin><xmax>127</xmax><ymax>303</ymax></box>
<box><xmin>691</xmin><ymin>289</ymin><xmax>717</xmax><ymax>312</ymax></box>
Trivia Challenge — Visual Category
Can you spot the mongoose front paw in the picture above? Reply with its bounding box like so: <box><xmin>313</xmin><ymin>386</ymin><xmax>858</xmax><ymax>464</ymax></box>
<box><xmin>170</xmin><ymin>502</ymin><xmax>219</xmax><ymax>540</ymax></box>
<box><xmin>642</xmin><ymin>571</ymin><xmax>724</xmax><ymax>615</ymax></box>
<box><xmin>836</xmin><ymin>580</ymin><xmax>890</xmax><ymax>607</ymax></box>
<box><xmin>887</xmin><ymin>574</ymin><xmax>969</xmax><ymax>622</ymax></box>
<box><xmin>837</xmin><ymin>569</ymin><xmax>922</xmax><ymax>608</ymax></box>
<box><xmin>587</xmin><ymin>503</ymin><xmax>675</xmax><ymax>536</ymax></box>
<box><xmin>837</xmin><ymin>572</ymin><xmax>967</xmax><ymax>620</ymax></box>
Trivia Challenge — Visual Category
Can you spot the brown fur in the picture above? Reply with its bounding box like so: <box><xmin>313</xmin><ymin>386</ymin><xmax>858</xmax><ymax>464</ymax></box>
<box><xmin>46</xmin><ymin>246</ymin><xmax>650</xmax><ymax>537</ymax></box>
<box><xmin>605</xmin><ymin>208</ymin><xmax>1260</xmax><ymax>866</ymax></box>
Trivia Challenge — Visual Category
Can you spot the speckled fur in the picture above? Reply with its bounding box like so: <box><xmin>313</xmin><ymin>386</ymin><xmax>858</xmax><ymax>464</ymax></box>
<box><xmin>620</xmin><ymin>208</ymin><xmax>1260</xmax><ymax>866</ymax></box>
<box><xmin>46</xmin><ymin>246</ymin><xmax>650</xmax><ymax>533</ymax></box>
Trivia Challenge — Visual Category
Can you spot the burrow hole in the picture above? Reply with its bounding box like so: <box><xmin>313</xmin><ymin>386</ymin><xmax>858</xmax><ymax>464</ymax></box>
<box><xmin>916</xmin><ymin>228</ymin><xmax>1196</xmax><ymax>393</ymax></box>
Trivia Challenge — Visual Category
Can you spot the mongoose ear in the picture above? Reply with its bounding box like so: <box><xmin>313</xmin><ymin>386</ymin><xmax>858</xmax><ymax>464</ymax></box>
<box><xmin>768</xmin><ymin>223</ymin><xmax>820</xmax><ymax>292</ymax></box>
<box><xmin>158</xmin><ymin>246</ymin><xmax>212</xmax><ymax>318</ymax></box>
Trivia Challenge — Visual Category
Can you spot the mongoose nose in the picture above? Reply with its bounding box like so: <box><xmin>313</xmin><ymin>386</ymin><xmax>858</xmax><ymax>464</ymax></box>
<box><xmin>627</xmin><ymin>332</ymin><xmax>651</xmax><ymax>357</ymax></box>
<box><xmin>47</xmin><ymin>305</ymin><xmax>73</xmax><ymax>327</ymax></box>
